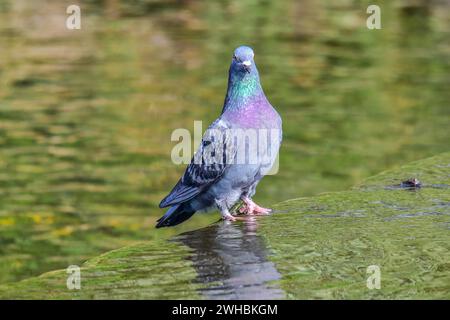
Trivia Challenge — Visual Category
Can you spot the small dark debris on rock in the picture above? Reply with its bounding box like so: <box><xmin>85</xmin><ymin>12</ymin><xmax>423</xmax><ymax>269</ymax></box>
<box><xmin>400</xmin><ymin>178</ymin><xmax>421</xmax><ymax>189</ymax></box>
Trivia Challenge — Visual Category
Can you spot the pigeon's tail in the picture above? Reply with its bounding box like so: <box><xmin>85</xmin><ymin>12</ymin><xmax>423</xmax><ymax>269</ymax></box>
<box><xmin>155</xmin><ymin>203</ymin><xmax>196</xmax><ymax>228</ymax></box>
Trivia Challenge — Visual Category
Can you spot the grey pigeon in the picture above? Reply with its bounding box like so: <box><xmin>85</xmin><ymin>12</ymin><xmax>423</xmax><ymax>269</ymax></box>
<box><xmin>156</xmin><ymin>46</ymin><xmax>282</xmax><ymax>228</ymax></box>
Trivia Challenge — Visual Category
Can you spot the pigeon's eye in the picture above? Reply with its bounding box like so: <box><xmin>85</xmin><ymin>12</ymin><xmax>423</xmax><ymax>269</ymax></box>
<box><xmin>233</xmin><ymin>54</ymin><xmax>239</xmax><ymax>62</ymax></box>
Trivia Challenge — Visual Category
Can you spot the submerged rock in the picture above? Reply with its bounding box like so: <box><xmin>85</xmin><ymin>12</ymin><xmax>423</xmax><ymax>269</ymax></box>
<box><xmin>0</xmin><ymin>153</ymin><xmax>449</xmax><ymax>299</ymax></box>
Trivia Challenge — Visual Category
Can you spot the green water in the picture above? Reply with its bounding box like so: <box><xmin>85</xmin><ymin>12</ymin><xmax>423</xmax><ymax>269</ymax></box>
<box><xmin>0</xmin><ymin>0</ymin><xmax>449</xmax><ymax>286</ymax></box>
<box><xmin>0</xmin><ymin>153</ymin><xmax>448</xmax><ymax>299</ymax></box>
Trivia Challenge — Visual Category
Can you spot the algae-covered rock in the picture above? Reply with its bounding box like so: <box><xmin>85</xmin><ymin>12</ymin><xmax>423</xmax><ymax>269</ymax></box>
<box><xmin>0</xmin><ymin>153</ymin><xmax>448</xmax><ymax>299</ymax></box>
<box><xmin>0</xmin><ymin>240</ymin><xmax>201</xmax><ymax>299</ymax></box>
<box><xmin>266</xmin><ymin>152</ymin><xmax>450</xmax><ymax>299</ymax></box>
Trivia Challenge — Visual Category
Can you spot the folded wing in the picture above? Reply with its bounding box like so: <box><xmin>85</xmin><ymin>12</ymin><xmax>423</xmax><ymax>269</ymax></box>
<box><xmin>159</xmin><ymin>119</ymin><xmax>236</xmax><ymax>208</ymax></box>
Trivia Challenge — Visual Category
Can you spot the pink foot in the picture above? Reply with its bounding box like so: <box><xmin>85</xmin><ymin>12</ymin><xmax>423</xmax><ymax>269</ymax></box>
<box><xmin>222</xmin><ymin>213</ymin><xmax>237</xmax><ymax>221</ymax></box>
<box><xmin>239</xmin><ymin>197</ymin><xmax>272</xmax><ymax>215</ymax></box>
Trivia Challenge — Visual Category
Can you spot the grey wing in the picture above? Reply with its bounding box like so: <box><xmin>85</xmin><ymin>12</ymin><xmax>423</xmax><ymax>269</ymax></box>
<box><xmin>159</xmin><ymin>119</ymin><xmax>236</xmax><ymax>208</ymax></box>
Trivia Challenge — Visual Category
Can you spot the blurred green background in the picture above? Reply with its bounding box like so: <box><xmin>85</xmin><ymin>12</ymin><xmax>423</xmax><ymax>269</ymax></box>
<box><xmin>0</xmin><ymin>0</ymin><xmax>448</xmax><ymax>284</ymax></box>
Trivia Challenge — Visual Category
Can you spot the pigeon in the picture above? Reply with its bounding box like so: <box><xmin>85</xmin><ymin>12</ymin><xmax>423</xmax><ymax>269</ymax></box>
<box><xmin>156</xmin><ymin>46</ymin><xmax>282</xmax><ymax>228</ymax></box>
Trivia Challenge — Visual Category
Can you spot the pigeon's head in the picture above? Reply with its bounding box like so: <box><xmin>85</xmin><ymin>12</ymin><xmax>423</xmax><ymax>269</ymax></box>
<box><xmin>230</xmin><ymin>46</ymin><xmax>256</xmax><ymax>76</ymax></box>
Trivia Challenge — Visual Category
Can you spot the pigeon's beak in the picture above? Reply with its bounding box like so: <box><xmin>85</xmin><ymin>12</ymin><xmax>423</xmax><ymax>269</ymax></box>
<box><xmin>242</xmin><ymin>60</ymin><xmax>252</xmax><ymax>73</ymax></box>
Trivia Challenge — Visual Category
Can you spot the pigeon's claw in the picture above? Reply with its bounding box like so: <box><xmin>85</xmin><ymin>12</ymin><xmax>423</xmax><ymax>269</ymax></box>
<box><xmin>253</xmin><ymin>205</ymin><xmax>272</xmax><ymax>215</ymax></box>
<box><xmin>222</xmin><ymin>212</ymin><xmax>237</xmax><ymax>222</ymax></box>
<box><xmin>239</xmin><ymin>197</ymin><xmax>272</xmax><ymax>215</ymax></box>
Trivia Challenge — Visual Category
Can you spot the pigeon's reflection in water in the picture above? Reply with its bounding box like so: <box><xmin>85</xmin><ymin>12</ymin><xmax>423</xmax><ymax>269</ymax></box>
<box><xmin>174</xmin><ymin>217</ymin><xmax>285</xmax><ymax>299</ymax></box>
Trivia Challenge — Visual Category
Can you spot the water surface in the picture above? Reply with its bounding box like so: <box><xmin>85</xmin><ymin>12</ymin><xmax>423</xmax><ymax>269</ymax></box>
<box><xmin>175</xmin><ymin>218</ymin><xmax>284</xmax><ymax>299</ymax></box>
<box><xmin>0</xmin><ymin>0</ymin><xmax>449</xmax><ymax>283</ymax></box>
<box><xmin>0</xmin><ymin>154</ymin><xmax>447</xmax><ymax>299</ymax></box>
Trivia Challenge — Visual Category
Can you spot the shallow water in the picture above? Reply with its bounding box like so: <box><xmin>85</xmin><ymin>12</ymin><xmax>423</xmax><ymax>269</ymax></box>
<box><xmin>0</xmin><ymin>0</ymin><xmax>449</xmax><ymax>284</ymax></box>
<box><xmin>175</xmin><ymin>218</ymin><xmax>284</xmax><ymax>299</ymax></box>
<box><xmin>0</xmin><ymin>154</ymin><xmax>447</xmax><ymax>299</ymax></box>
